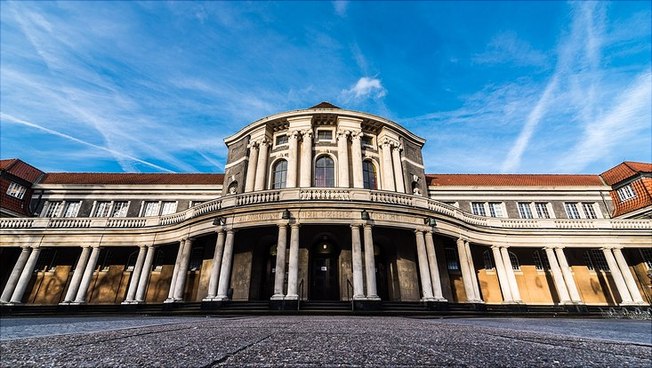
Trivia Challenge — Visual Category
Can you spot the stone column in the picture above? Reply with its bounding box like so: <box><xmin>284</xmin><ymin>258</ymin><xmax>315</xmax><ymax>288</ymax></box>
<box><xmin>425</xmin><ymin>231</ymin><xmax>445</xmax><ymax>301</ymax></box>
<box><xmin>465</xmin><ymin>241</ymin><xmax>482</xmax><ymax>301</ymax></box>
<box><xmin>286</xmin><ymin>224</ymin><xmax>300</xmax><ymax>300</ymax></box>
<box><xmin>337</xmin><ymin>130</ymin><xmax>350</xmax><ymax>187</ymax></box>
<box><xmin>286</xmin><ymin>131</ymin><xmax>300</xmax><ymax>188</ymax></box>
<box><xmin>499</xmin><ymin>247</ymin><xmax>522</xmax><ymax>303</ymax></box>
<box><xmin>415</xmin><ymin>230</ymin><xmax>435</xmax><ymax>301</ymax></box>
<box><xmin>1</xmin><ymin>247</ymin><xmax>32</xmax><ymax>303</ymax></box>
<box><xmin>491</xmin><ymin>246</ymin><xmax>513</xmax><ymax>303</ymax></box>
<box><xmin>73</xmin><ymin>246</ymin><xmax>101</xmax><ymax>304</ymax></box>
<box><xmin>7</xmin><ymin>247</ymin><xmax>40</xmax><ymax>304</ymax></box>
<box><xmin>173</xmin><ymin>238</ymin><xmax>193</xmax><ymax>301</ymax></box>
<box><xmin>271</xmin><ymin>223</ymin><xmax>288</xmax><ymax>300</ymax></box>
<box><xmin>123</xmin><ymin>245</ymin><xmax>147</xmax><ymax>304</ymax></box>
<box><xmin>63</xmin><ymin>246</ymin><xmax>91</xmax><ymax>304</ymax></box>
<box><xmin>205</xmin><ymin>229</ymin><xmax>226</xmax><ymax>300</ymax></box>
<box><xmin>166</xmin><ymin>240</ymin><xmax>186</xmax><ymax>302</ymax></box>
<box><xmin>351</xmin><ymin>224</ymin><xmax>365</xmax><ymax>299</ymax></box>
<box><xmin>602</xmin><ymin>247</ymin><xmax>634</xmax><ymax>304</ymax></box>
<box><xmin>135</xmin><ymin>245</ymin><xmax>155</xmax><ymax>303</ymax></box>
<box><xmin>350</xmin><ymin>132</ymin><xmax>364</xmax><ymax>188</ymax></box>
<box><xmin>216</xmin><ymin>230</ymin><xmax>235</xmax><ymax>300</ymax></box>
<box><xmin>244</xmin><ymin>141</ymin><xmax>259</xmax><ymax>192</ymax></box>
<box><xmin>380</xmin><ymin>141</ymin><xmax>395</xmax><ymax>191</ymax></box>
<box><xmin>299</xmin><ymin>130</ymin><xmax>313</xmax><ymax>187</ymax></box>
<box><xmin>612</xmin><ymin>247</ymin><xmax>645</xmax><ymax>304</ymax></box>
<box><xmin>456</xmin><ymin>238</ymin><xmax>476</xmax><ymax>302</ymax></box>
<box><xmin>554</xmin><ymin>247</ymin><xmax>582</xmax><ymax>303</ymax></box>
<box><xmin>254</xmin><ymin>139</ymin><xmax>270</xmax><ymax>191</ymax></box>
<box><xmin>391</xmin><ymin>144</ymin><xmax>405</xmax><ymax>193</ymax></box>
<box><xmin>544</xmin><ymin>247</ymin><xmax>571</xmax><ymax>304</ymax></box>
<box><xmin>363</xmin><ymin>224</ymin><xmax>379</xmax><ymax>300</ymax></box>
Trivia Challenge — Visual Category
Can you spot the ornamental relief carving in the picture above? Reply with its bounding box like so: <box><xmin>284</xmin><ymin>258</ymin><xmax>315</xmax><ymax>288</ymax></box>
<box><xmin>371</xmin><ymin>212</ymin><xmax>415</xmax><ymax>224</ymax></box>
<box><xmin>236</xmin><ymin>213</ymin><xmax>279</xmax><ymax>223</ymax></box>
<box><xmin>300</xmin><ymin>211</ymin><xmax>353</xmax><ymax>219</ymax></box>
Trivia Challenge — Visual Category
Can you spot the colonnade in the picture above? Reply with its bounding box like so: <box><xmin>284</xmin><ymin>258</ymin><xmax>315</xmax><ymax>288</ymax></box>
<box><xmin>0</xmin><ymin>236</ymin><xmax>648</xmax><ymax>307</ymax></box>
<box><xmin>242</xmin><ymin>129</ymin><xmax>406</xmax><ymax>192</ymax></box>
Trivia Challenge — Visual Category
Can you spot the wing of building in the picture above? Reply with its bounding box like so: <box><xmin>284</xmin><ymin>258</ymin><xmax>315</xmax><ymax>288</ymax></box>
<box><xmin>1</xmin><ymin>103</ymin><xmax>651</xmax><ymax>311</ymax></box>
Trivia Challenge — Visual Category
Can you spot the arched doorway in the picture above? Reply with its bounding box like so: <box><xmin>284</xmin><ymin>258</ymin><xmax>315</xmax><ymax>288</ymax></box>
<box><xmin>309</xmin><ymin>236</ymin><xmax>340</xmax><ymax>300</ymax></box>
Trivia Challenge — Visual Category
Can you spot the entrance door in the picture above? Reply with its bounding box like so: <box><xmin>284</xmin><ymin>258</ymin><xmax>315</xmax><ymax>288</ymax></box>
<box><xmin>310</xmin><ymin>241</ymin><xmax>339</xmax><ymax>300</ymax></box>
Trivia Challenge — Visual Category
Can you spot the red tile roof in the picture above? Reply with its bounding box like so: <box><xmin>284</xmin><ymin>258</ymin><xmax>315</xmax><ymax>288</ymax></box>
<box><xmin>600</xmin><ymin>161</ymin><xmax>652</xmax><ymax>185</ymax></box>
<box><xmin>0</xmin><ymin>158</ymin><xmax>45</xmax><ymax>183</ymax></box>
<box><xmin>40</xmin><ymin>172</ymin><xmax>224</xmax><ymax>185</ymax></box>
<box><xmin>426</xmin><ymin>174</ymin><xmax>605</xmax><ymax>187</ymax></box>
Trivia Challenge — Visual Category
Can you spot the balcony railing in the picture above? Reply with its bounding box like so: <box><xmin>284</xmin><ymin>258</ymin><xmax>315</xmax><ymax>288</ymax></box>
<box><xmin>1</xmin><ymin>188</ymin><xmax>650</xmax><ymax>231</ymax></box>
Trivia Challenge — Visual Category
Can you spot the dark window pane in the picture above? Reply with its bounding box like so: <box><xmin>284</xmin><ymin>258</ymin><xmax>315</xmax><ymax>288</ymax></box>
<box><xmin>273</xmin><ymin>160</ymin><xmax>287</xmax><ymax>189</ymax></box>
<box><xmin>362</xmin><ymin>161</ymin><xmax>377</xmax><ymax>189</ymax></box>
<box><xmin>315</xmin><ymin>156</ymin><xmax>334</xmax><ymax>187</ymax></box>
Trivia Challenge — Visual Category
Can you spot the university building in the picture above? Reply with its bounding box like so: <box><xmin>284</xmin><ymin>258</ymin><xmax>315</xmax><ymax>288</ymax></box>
<box><xmin>1</xmin><ymin>103</ymin><xmax>651</xmax><ymax>312</ymax></box>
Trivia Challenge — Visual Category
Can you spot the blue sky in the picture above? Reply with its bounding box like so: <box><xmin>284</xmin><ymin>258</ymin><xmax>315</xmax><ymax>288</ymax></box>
<box><xmin>1</xmin><ymin>1</ymin><xmax>650</xmax><ymax>174</ymax></box>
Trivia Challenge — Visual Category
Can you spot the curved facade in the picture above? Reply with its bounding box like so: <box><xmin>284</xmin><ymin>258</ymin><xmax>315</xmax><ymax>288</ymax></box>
<box><xmin>1</xmin><ymin>103</ymin><xmax>651</xmax><ymax>310</ymax></box>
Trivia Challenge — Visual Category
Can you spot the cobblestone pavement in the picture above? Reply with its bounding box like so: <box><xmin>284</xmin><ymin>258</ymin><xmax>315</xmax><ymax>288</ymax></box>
<box><xmin>1</xmin><ymin>316</ymin><xmax>650</xmax><ymax>367</ymax></box>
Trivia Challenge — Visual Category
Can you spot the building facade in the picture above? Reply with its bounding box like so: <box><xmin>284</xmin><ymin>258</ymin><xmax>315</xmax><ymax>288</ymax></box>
<box><xmin>1</xmin><ymin>103</ymin><xmax>651</xmax><ymax>309</ymax></box>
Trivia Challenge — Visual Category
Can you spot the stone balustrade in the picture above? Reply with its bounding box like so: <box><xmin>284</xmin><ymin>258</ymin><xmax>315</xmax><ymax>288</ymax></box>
<box><xmin>1</xmin><ymin>188</ymin><xmax>651</xmax><ymax>231</ymax></box>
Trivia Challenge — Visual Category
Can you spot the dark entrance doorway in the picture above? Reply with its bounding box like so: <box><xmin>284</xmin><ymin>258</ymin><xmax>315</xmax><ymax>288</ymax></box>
<box><xmin>309</xmin><ymin>237</ymin><xmax>340</xmax><ymax>300</ymax></box>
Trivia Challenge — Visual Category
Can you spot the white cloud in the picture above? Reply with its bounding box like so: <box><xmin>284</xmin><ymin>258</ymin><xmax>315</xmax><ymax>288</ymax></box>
<box><xmin>333</xmin><ymin>1</ymin><xmax>348</xmax><ymax>17</ymax></box>
<box><xmin>473</xmin><ymin>31</ymin><xmax>549</xmax><ymax>68</ymax></box>
<box><xmin>341</xmin><ymin>77</ymin><xmax>387</xmax><ymax>101</ymax></box>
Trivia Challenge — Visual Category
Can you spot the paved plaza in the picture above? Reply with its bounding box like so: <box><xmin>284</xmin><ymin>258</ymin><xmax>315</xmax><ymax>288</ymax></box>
<box><xmin>1</xmin><ymin>316</ymin><xmax>651</xmax><ymax>367</ymax></box>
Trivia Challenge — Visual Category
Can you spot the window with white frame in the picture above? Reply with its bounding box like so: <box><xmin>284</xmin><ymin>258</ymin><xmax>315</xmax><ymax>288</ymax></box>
<box><xmin>488</xmin><ymin>202</ymin><xmax>504</xmax><ymax>217</ymax></box>
<box><xmin>160</xmin><ymin>201</ymin><xmax>177</xmax><ymax>215</ymax></box>
<box><xmin>111</xmin><ymin>201</ymin><xmax>129</xmax><ymax>217</ymax></box>
<box><xmin>564</xmin><ymin>202</ymin><xmax>581</xmax><ymax>219</ymax></box>
<box><xmin>316</xmin><ymin>130</ymin><xmax>333</xmax><ymax>142</ymax></box>
<box><xmin>143</xmin><ymin>201</ymin><xmax>160</xmax><ymax>217</ymax></box>
<box><xmin>44</xmin><ymin>201</ymin><xmax>63</xmax><ymax>217</ymax></box>
<box><xmin>275</xmin><ymin>134</ymin><xmax>288</xmax><ymax>147</ymax></box>
<box><xmin>508</xmin><ymin>251</ymin><xmax>520</xmax><ymax>271</ymax></box>
<box><xmin>471</xmin><ymin>202</ymin><xmax>504</xmax><ymax>217</ymax></box>
<box><xmin>534</xmin><ymin>202</ymin><xmax>552</xmax><ymax>218</ymax></box>
<box><xmin>93</xmin><ymin>201</ymin><xmax>112</xmax><ymax>217</ymax></box>
<box><xmin>582</xmin><ymin>202</ymin><xmax>598</xmax><ymax>219</ymax></box>
<box><xmin>471</xmin><ymin>202</ymin><xmax>486</xmax><ymax>216</ymax></box>
<box><xmin>63</xmin><ymin>201</ymin><xmax>81</xmax><ymax>218</ymax></box>
<box><xmin>6</xmin><ymin>182</ymin><xmax>27</xmax><ymax>199</ymax></box>
<box><xmin>533</xmin><ymin>250</ymin><xmax>550</xmax><ymax>270</ymax></box>
<box><xmin>584</xmin><ymin>250</ymin><xmax>609</xmax><ymax>271</ymax></box>
<box><xmin>361</xmin><ymin>135</ymin><xmax>374</xmax><ymax>147</ymax></box>
<box><xmin>617</xmin><ymin>185</ymin><xmax>636</xmax><ymax>201</ymax></box>
<box><xmin>517</xmin><ymin>202</ymin><xmax>534</xmax><ymax>219</ymax></box>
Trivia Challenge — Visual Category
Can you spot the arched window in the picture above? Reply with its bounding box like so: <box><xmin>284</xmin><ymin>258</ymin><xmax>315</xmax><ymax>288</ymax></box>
<box><xmin>362</xmin><ymin>160</ymin><xmax>378</xmax><ymax>190</ymax></box>
<box><xmin>508</xmin><ymin>251</ymin><xmax>520</xmax><ymax>271</ymax></box>
<box><xmin>272</xmin><ymin>160</ymin><xmax>288</xmax><ymax>189</ymax></box>
<box><xmin>314</xmin><ymin>156</ymin><xmax>335</xmax><ymax>187</ymax></box>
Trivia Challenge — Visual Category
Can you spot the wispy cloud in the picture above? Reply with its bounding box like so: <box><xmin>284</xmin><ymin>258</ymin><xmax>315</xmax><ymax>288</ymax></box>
<box><xmin>333</xmin><ymin>1</ymin><xmax>348</xmax><ymax>17</ymax></box>
<box><xmin>473</xmin><ymin>31</ymin><xmax>549</xmax><ymax>68</ymax></box>
<box><xmin>0</xmin><ymin>113</ymin><xmax>174</xmax><ymax>172</ymax></box>
<box><xmin>340</xmin><ymin>77</ymin><xmax>387</xmax><ymax>101</ymax></box>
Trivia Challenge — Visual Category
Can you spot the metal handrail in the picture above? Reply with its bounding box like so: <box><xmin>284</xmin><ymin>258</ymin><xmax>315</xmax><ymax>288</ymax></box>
<box><xmin>346</xmin><ymin>278</ymin><xmax>355</xmax><ymax>311</ymax></box>
<box><xmin>298</xmin><ymin>278</ymin><xmax>304</xmax><ymax>311</ymax></box>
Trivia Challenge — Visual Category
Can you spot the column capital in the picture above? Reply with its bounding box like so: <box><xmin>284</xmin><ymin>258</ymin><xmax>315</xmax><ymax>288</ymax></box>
<box><xmin>363</xmin><ymin>223</ymin><xmax>373</xmax><ymax>230</ymax></box>
<box><xmin>259</xmin><ymin>138</ymin><xmax>271</xmax><ymax>147</ymax></box>
<box><xmin>350</xmin><ymin>223</ymin><xmax>362</xmax><ymax>229</ymax></box>
<box><xmin>90</xmin><ymin>244</ymin><xmax>101</xmax><ymax>249</ymax></box>
<box><xmin>491</xmin><ymin>245</ymin><xmax>503</xmax><ymax>250</ymax></box>
<box><xmin>215</xmin><ymin>226</ymin><xmax>225</xmax><ymax>234</ymax></box>
<box><xmin>290</xmin><ymin>223</ymin><xmax>300</xmax><ymax>230</ymax></box>
<box><xmin>138</xmin><ymin>244</ymin><xmax>147</xmax><ymax>249</ymax></box>
<box><xmin>336</xmin><ymin>129</ymin><xmax>351</xmax><ymax>140</ymax></box>
<box><xmin>247</xmin><ymin>140</ymin><xmax>259</xmax><ymax>149</ymax></box>
<box><xmin>301</xmin><ymin>129</ymin><xmax>313</xmax><ymax>139</ymax></box>
<box><xmin>19</xmin><ymin>245</ymin><xmax>31</xmax><ymax>250</ymax></box>
<box><xmin>289</xmin><ymin>130</ymin><xmax>301</xmax><ymax>140</ymax></box>
<box><xmin>414</xmin><ymin>229</ymin><xmax>424</xmax><ymax>235</ymax></box>
<box><xmin>350</xmin><ymin>131</ymin><xmax>363</xmax><ymax>141</ymax></box>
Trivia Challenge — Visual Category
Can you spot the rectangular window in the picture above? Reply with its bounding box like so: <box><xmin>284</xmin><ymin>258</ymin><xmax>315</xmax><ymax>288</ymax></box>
<box><xmin>640</xmin><ymin>248</ymin><xmax>652</xmax><ymax>269</ymax></box>
<box><xmin>44</xmin><ymin>201</ymin><xmax>63</xmax><ymax>217</ymax></box>
<box><xmin>361</xmin><ymin>136</ymin><xmax>373</xmax><ymax>147</ymax></box>
<box><xmin>517</xmin><ymin>202</ymin><xmax>534</xmax><ymax>219</ymax></box>
<box><xmin>6</xmin><ymin>182</ymin><xmax>27</xmax><ymax>199</ymax></box>
<box><xmin>63</xmin><ymin>201</ymin><xmax>81</xmax><ymax>218</ymax></box>
<box><xmin>582</xmin><ymin>202</ymin><xmax>598</xmax><ymax>219</ymax></box>
<box><xmin>111</xmin><ymin>201</ymin><xmax>129</xmax><ymax>217</ymax></box>
<box><xmin>565</xmin><ymin>202</ymin><xmax>581</xmax><ymax>219</ymax></box>
<box><xmin>445</xmin><ymin>248</ymin><xmax>460</xmax><ymax>271</ymax></box>
<box><xmin>143</xmin><ymin>201</ymin><xmax>160</xmax><ymax>217</ymax></box>
<box><xmin>488</xmin><ymin>202</ymin><xmax>503</xmax><ymax>218</ymax></box>
<box><xmin>93</xmin><ymin>201</ymin><xmax>112</xmax><ymax>217</ymax></box>
<box><xmin>533</xmin><ymin>250</ymin><xmax>550</xmax><ymax>270</ymax></box>
<box><xmin>535</xmin><ymin>202</ymin><xmax>551</xmax><ymax>219</ymax></box>
<box><xmin>471</xmin><ymin>202</ymin><xmax>486</xmax><ymax>216</ymax></box>
<box><xmin>585</xmin><ymin>250</ymin><xmax>609</xmax><ymax>271</ymax></box>
<box><xmin>160</xmin><ymin>201</ymin><xmax>177</xmax><ymax>215</ymax></box>
<box><xmin>275</xmin><ymin>134</ymin><xmax>288</xmax><ymax>146</ymax></box>
<box><xmin>617</xmin><ymin>185</ymin><xmax>636</xmax><ymax>201</ymax></box>
<box><xmin>317</xmin><ymin>130</ymin><xmax>332</xmax><ymax>141</ymax></box>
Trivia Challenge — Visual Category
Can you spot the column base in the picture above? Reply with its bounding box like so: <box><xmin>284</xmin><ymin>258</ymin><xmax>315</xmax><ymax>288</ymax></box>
<box><xmin>421</xmin><ymin>297</ymin><xmax>437</xmax><ymax>302</ymax></box>
<box><xmin>163</xmin><ymin>298</ymin><xmax>183</xmax><ymax>303</ymax></box>
<box><xmin>284</xmin><ymin>294</ymin><xmax>299</xmax><ymax>300</ymax></box>
<box><xmin>352</xmin><ymin>295</ymin><xmax>367</xmax><ymax>301</ymax></box>
<box><xmin>213</xmin><ymin>295</ymin><xmax>229</xmax><ymax>301</ymax></box>
<box><xmin>620</xmin><ymin>301</ymin><xmax>649</xmax><ymax>306</ymax></box>
<box><xmin>467</xmin><ymin>299</ymin><xmax>485</xmax><ymax>304</ymax></box>
<box><xmin>366</xmin><ymin>295</ymin><xmax>381</xmax><ymax>301</ymax></box>
<box><xmin>270</xmin><ymin>294</ymin><xmax>286</xmax><ymax>301</ymax></box>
